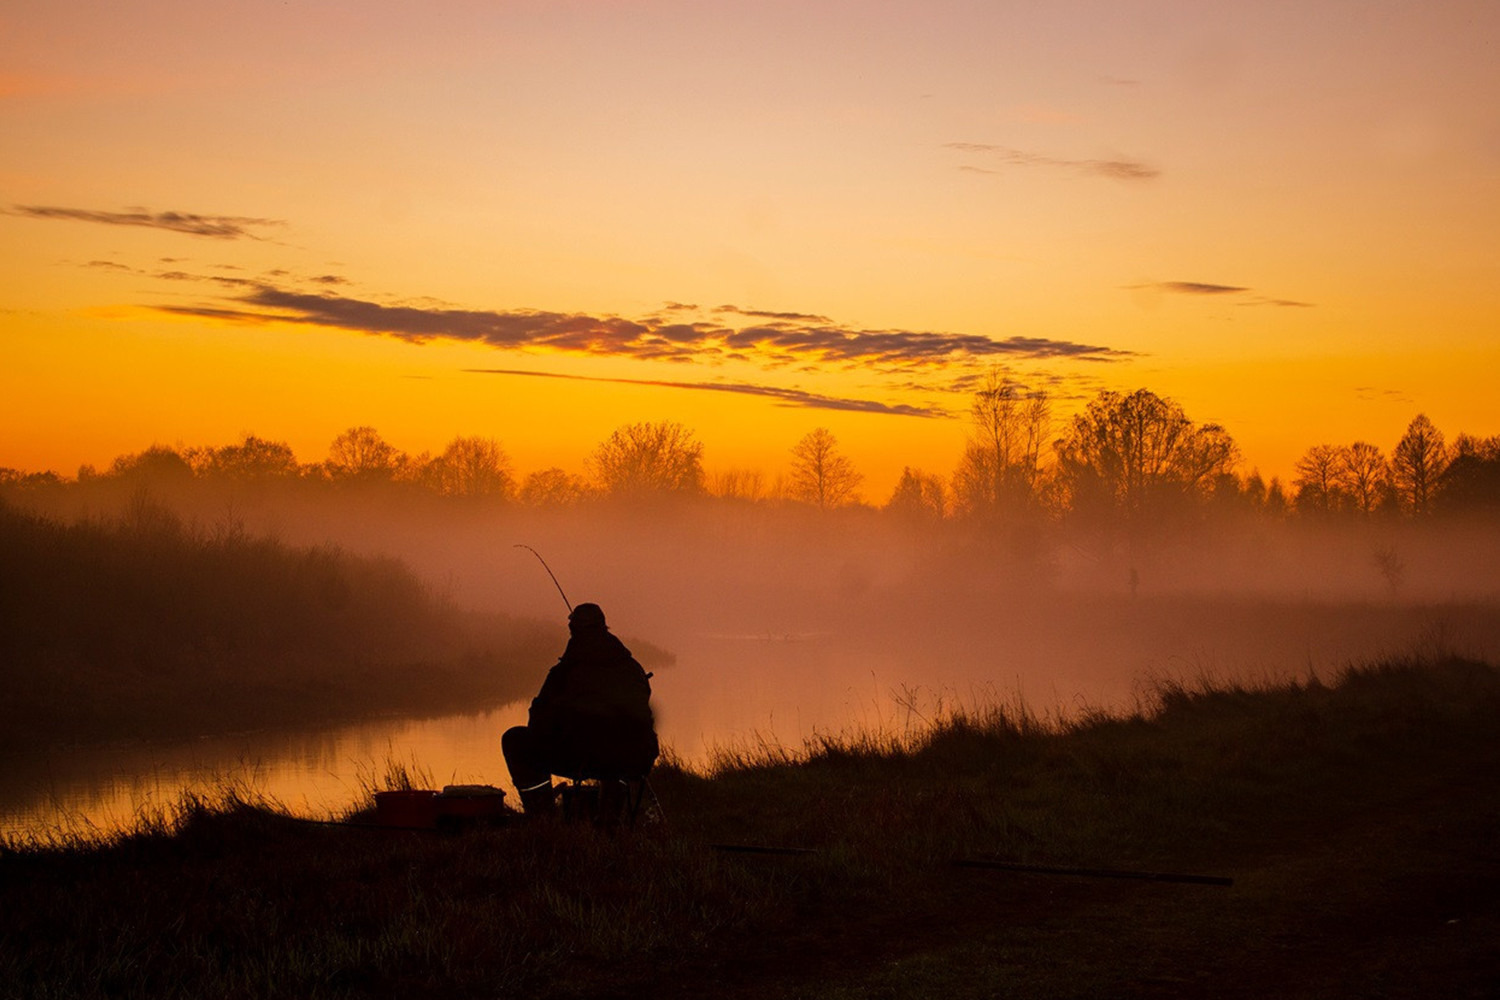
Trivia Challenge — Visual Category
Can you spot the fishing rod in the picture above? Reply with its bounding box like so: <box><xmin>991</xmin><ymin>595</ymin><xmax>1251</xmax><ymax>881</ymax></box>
<box><xmin>953</xmin><ymin>858</ymin><xmax>1233</xmax><ymax>887</ymax></box>
<box><xmin>513</xmin><ymin>544</ymin><xmax>572</xmax><ymax>613</ymax></box>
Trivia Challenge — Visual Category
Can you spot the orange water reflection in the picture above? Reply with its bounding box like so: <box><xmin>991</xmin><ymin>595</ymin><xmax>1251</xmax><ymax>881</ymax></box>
<box><xmin>0</xmin><ymin>705</ymin><xmax>529</xmax><ymax>842</ymax></box>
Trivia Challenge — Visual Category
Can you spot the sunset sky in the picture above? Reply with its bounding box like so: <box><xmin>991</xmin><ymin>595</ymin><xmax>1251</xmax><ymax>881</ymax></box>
<box><xmin>4</xmin><ymin>0</ymin><xmax>1498</xmax><ymax>496</ymax></box>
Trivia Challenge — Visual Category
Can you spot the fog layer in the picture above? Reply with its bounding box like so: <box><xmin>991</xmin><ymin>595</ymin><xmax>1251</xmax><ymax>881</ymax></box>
<box><xmin>10</xmin><ymin>472</ymin><xmax>1496</xmax><ymax>761</ymax></box>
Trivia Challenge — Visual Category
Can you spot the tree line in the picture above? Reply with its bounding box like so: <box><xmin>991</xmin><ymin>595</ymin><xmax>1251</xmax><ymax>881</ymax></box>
<box><xmin>3</xmin><ymin>380</ymin><xmax>1497</xmax><ymax>522</ymax></box>
<box><xmin>925</xmin><ymin>376</ymin><xmax>1499</xmax><ymax>524</ymax></box>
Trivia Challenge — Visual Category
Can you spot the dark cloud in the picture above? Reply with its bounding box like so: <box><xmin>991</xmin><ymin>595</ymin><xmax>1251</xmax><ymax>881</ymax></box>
<box><xmin>156</xmin><ymin>283</ymin><xmax>1133</xmax><ymax>370</ymax></box>
<box><xmin>1153</xmin><ymin>281</ymin><xmax>1248</xmax><ymax>295</ymax></box>
<box><xmin>79</xmin><ymin>258</ymin><xmax>348</xmax><ymax>293</ymax></box>
<box><xmin>1240</xmin><ymin>296</ymin><xmax>1314</xmax><ymax>308</ymax></box>
<box><xmin>946</xmin><ymin>143</ymin><xmax>1160</xmax><ymax>181</ymax></box>
<box><xmin>1128</xmin><ymin>281</ymin><xmax>1313</xmax><ymax>307</ymax></box>
<box><xmin>465</xmin><ymin>368</ymin><xmax>949</xmax><ymax>419</ymax></box>
<box><xmin>11</xmin><ymin>205</ymin><xmax>281</xmax><ymax>240</ymax></box>
<box><xmin>156</xmin><ymin>270</ymin><xmax>258</xmax><ymax>288</ymax></box>
<box><xmin>158</xmin><ymin>305</ymin><xmax>271</xmax><ymax>323</ymax></box>
<box><xmin>714</xmin><ymin>304</ymin><xmax>834</xmax><ymax>323</ymax></box>
<box><xmin>889</xmin><ymin>367</ymin><xmax>1106</xmax><ymax>405</ymax></box>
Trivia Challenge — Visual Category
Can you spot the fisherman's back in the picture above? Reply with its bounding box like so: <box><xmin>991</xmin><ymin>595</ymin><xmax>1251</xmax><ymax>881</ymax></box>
<box><xmin>530</xmin><ymin>630</ymin><xmax>653</xmax><ymax>731</ymax></box>
<box><xmin>503</xmin><ymin>603</ymin><xmax>659</xmax><ymax>816</ymax></box>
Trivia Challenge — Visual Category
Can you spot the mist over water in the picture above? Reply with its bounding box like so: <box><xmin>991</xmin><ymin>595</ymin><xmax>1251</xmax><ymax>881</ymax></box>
<box><xmin>5</xmin><ymin>482</ymin><xmax>1500</xmax><ymax>838</ymax></box>
<box><xmin>360</xmin><ymin>499</ymin><xmax>1500</xmax><ymax>758</ymax></box>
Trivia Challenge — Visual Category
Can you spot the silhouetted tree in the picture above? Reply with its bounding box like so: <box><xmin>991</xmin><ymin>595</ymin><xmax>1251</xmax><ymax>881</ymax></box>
<box><xmin>1241</xmin><ymin>470</ymin><xmax>1268</xmax><ymax>508</ymax></box>
<box><xmin>0</xmin><ymin>468</ymin><xmax>63</xmax><ymax>490</ymax></box>
<box><xmin>427</xmin><ymin>436</ymin><xmax>514</xmax><ymax>498</ymax></box>
<box><xmin>192</xmin><ymin>435</ymin><xmax>301</xmax><ymax>481</ymax></box>
<box><xmin>326</xmin><ymin>426</ymin><xmax>402</xmax><ymax>481</ymax></box>
<box><xmin>1391</xmin><ymin>414</ymin><xmax>1447</xmax><ymax>515</ymax></box>
<box><xmin>708</xmin><ymin>468</ymin><xmax>769</xmax><ymax>502</ymax></box>
<box><xmin>106</xmin><ymin>445</ymin><xmax>195</xmax><ymax>485</ymax></box>
<box><xmin>1264</xmin><ymin>477</ymin><xmax>1290</xmax><ymax>517</ymax></box>
<box><xmin>1055</xmin><ymin>389</ymin><xmax>1238</xmax><ymax>517</ymax></box>
<box><xmin>952</xmin><ymin>370</ymin><xmax>1050</xmax><ymax>517</ymax></box>
<box><xmin>1337</xmin><ymin>441</ymin><xmax>1389</xmax><ymax>515</ymax></box>
<box><xmin>885</xmin><ymin>467</ymin><xmax>947</xmax><ymax>520</ymax></box>
<box><xmin>787</xmin><ymin>428</ymin><xmax>862</xmax><ymax>510</ymax></box>
<box><xmin>1437</xmin><ymin>433</ymin><xmax>1500</xmax><ymax>513</ymax></box>
<box><xmin>519</xmin><ymin>467</ymin><xmax>593</xmax><ymax>507</ymax></box>
<box><xmin>1292</xmin><ymin>444</ymin><xmax>1346</xmax><ymax>515</ymax></box>
<box><xmin>588</xmin><ymin>421</ymin><xmax>705</xmax><ymax>498</ymax></box>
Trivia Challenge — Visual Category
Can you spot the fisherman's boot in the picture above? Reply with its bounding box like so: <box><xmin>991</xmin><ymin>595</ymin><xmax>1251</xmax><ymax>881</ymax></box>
<box><xmin>517</xmin><ymin>782</ymin><xmax>557</xmax><ymax>820</ymax></box>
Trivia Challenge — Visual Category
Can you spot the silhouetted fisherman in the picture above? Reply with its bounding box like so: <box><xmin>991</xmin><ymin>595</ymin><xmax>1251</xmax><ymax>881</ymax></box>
<box><xmin>502</xmin><ymin>603</ymin><xmax>658</xmax><ymax>818</ymax></box>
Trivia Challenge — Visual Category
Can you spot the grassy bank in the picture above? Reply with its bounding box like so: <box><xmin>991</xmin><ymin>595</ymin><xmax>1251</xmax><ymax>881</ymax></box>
<box><xmin>3</xmin><ymin>654</ymin><xmax>1498</xmax><ymax>999</ymax></box>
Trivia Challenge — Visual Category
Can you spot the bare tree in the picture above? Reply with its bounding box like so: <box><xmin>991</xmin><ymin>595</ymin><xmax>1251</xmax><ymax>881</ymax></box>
<box><xmin>708</xmin><ymin>468</ymin><xmax>768</xmax><ymax>502</ymax></box>
<box><xmin>519</xmin><ymin>467</ymin><xmax>593</xmax><ymax>506</ymax></box>
<box><xmin>1391</xmin><ymin>414</ymin><xmax>1447</xmax><ymax>515</ymax></box>
<box><xmin>1373</xmin><ymin>545</ymin><xmax>1405</xmax><ymax>597</ymax></box>
<box><xmin>588</xmin><ymin>421</ymin><xmax>705</xmax><ymax>498</ymax></box>
<box><xmin>326</xmin><ymin>426</ymin><xmax>401</xmax><ymax>481</ymax></box>
<box><xmin>1292</xmin><ymin>444</ymin><xmax>1346</xmax><ymax>514</ymax></box>
<box><xmin>788</xmin><ymin>428</ymin><xmax>862</xmax><ymax>510</ymax></box>
<box><xmin>428</xmin><ymin>436</ymin><xmax>513</xmax><ymax>498</ymax></box>
<box><xmin>953</xmin><ymin>370</ymin><xmax>1051</xmax><ymax>516</ymax></box>
<box><xmin>1337</xmin><ymin>441</ymin><xmax>1388</xmax><ymax>514</ymax></box>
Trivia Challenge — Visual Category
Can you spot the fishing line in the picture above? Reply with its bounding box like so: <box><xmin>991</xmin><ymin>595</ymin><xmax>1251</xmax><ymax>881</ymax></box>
<box><xmin>513</xmin><ymin>544</ymin><xmax>572</xmax><ymax>612</ymax></box>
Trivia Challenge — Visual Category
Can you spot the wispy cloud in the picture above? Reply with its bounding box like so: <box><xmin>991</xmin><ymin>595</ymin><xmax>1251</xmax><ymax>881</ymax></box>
<box><xmin>1240</xmin><ymin>296</ymin><xmax>1313</xmax><ymax>308</ymax></box>
<box><xmin>946</xmin><ymin>143</ymin><xmax>1160</xmax><ymax>181</ymax></box>
<box><xmin>11</xmin><ymin>204</ymin><xmax>282</xmax><ymax>240</ymax></box>
<box><xmin>713</xmin><ymin>304</ymin><xmax>834</xmax><ymax>323</ymax></box>
<box><xmin>1149</xmin><ymin>281</ymin><xmax>1248</xmax><ymax>295</ymax></box>
<box><xmin>155</xmin><ymin>284</ymin><xmax>1134</xmax><ymax>370</ymax></box>
<box><xmin>1128</xmin><ymin>280</ymin><xmax>1313</xmax><ymax>307</ymax></box>
<box><xmin>466</xmin><ymin>369</ymin><xmax>949</xmax><ymax>418</ymax></box>
<box><xmin>75</xmin><ymin>258</ymin><xmax>350</xmax><ymax>292</ymax></box>
<box><xmin>1354</xmin><ymin>386</ymin><xmax>1414</xmax><ymax>405</ymax></box>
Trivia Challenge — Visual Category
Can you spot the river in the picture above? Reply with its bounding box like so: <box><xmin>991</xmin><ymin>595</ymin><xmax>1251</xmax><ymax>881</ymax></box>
<box><xmin>4</xmin><ymin>596</ymin><xmax>1495</xmax><ymax>842</ymax></box>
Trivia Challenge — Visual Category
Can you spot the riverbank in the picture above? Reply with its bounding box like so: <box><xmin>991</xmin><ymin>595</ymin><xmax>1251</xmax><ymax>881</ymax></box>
<box><xmin>3</xmin><ymin>653</ymin><xmax>1498</xmax><ymax>999</ymax></box>
<box><xmin>0</xmin><ymin>499</ymin><xmax>666</xmax><ymax>751</ymax></box>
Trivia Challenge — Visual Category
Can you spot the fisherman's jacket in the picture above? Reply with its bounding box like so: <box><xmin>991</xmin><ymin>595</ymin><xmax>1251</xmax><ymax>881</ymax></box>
<box><xmin>528</xmin><ymin>627</ymin><xmax>654</xmax><ymax>736</ymax></box>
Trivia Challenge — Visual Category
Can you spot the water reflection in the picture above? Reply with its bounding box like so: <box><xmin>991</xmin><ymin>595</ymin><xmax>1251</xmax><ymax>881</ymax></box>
<box><xmin>0</xmin><ymin>706</ymin><xmax>528</xmax><ymax>842</ymax></box>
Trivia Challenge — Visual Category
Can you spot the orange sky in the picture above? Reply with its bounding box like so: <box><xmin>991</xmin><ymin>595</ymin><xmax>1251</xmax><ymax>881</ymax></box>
<box><xmin>4</xmin><ymin>0</ymin><xmax>1498</xmax><ymax>497</ymax></box>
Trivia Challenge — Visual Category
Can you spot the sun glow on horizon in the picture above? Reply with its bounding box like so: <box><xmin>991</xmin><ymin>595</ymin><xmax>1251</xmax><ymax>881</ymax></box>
<box><xmin>3</xmin><ymin>1</ymin><xmax>1497</xmax><ymax>497</ymax></box>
